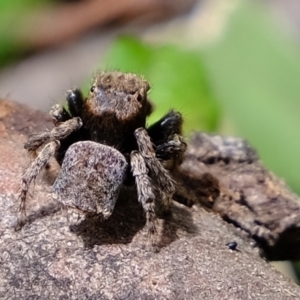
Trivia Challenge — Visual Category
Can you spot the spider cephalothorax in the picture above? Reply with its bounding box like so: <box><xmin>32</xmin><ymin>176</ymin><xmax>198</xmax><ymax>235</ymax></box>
<box><xmin>17</xmin><ymin>71</ymin><xmax>186</xmax><ymax>247</ymax></box>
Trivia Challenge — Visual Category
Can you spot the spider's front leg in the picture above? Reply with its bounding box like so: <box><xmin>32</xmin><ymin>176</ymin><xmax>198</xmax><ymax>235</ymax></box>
<box><xmin>51</xmin><ymin>88</ymin><xmax>84</xmax><ymax>126</ymax></box>
<box><xmin>16</xmin><ymin>117</ymin><xmax>82</xmax><ymax>230</ymax></box>
<box><xmin>134</xmin><ymin>128</ymin><xmax>176</xmax><ymax>213</ymax></box>
<box><xmin>147</xmin><ymin>110</ymin><xmax>187</xmax><ymax>170</ymax></box>
<box><xmin>26</xmin><ymin>88</ymin><xmax>84</xmax><ymax>153</ymax></box>
<box><xmin>155</xmin><ymin>134</ymin><xmax>187</xmax><ymax>170</ymax></box>
<box><xmin>24</xmin><ymin>117</ymin><xmax>82</xmax><ymax>153</ymax></box>
<box><xmin>50</xmin><ymin>104</ymin><xmax>70</xmax><ymax>126</ymax></box>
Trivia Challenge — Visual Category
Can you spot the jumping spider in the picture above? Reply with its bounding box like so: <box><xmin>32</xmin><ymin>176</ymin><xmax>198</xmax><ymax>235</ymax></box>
<box><xmin>17</xmin><ymin>71</ymin><xmax>186</xmax><ymax>246</ymax></box>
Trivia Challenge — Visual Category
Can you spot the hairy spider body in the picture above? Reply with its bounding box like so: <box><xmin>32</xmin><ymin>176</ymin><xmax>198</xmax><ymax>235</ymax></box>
<box><xmin>17</xmin><ymin>71</ymin><xmax>186</xmax><ymax>247</ymax></box>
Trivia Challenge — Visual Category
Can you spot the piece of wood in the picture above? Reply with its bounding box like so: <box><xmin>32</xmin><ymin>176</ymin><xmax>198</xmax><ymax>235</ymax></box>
<box><xmin>0</xmin><ymin>99</ymin><xmax>299</xmax><ymax>299</ymax></box>
<box><xmin>176</xmin><ymin>133</ymin><xmax>300</xmax><ymax>261</ymax></box>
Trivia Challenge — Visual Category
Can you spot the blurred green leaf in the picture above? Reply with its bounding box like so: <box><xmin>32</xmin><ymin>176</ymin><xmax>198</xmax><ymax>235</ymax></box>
<box><xmin>202</xmin><ymin>1</ymin><xmax>300</xmax><ymax>193</ymax></box>
<box><xmin>0</xmin><ymin>0</ymin><xmax>49</xmax><ymax>67</ymax></box>
<box><xmin>102</xmin><ymin>36</ymin><xmax>220</xmax><ymax>133</ymax></box>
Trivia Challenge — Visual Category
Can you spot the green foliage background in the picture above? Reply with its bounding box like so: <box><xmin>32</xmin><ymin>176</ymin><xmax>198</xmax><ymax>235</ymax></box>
<box><xmin>0</xmin><ymin>0</ymin><xmax>49</xmax><ymax>67</ymax></box>
<box><xmin>202</xmin><ymin>1</ymin><xmax>300</xmax><ymax>195</ymax></box>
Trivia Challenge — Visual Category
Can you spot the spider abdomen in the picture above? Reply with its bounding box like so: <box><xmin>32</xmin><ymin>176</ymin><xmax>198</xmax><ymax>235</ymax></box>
<box><xmin>52</xmin><ymin>141</ymin><xmax>128</xmax><ymax>218</ymax></box>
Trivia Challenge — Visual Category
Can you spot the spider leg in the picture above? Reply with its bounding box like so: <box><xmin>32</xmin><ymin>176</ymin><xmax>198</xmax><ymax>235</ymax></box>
<box><xmin>147</xmin><ymin>109</ymin><xmax>183</xmax><ymax>145</ymax></box>
<box><xmin>65</xmin><ymin>88</ymin><xmax>84</xmax><ymax>117</ymax></box>
<box><xmin>17</xmin><ymin>117</ymin><xmax>82</xmax><ymax>229</ymax></box>
<box><xmin>50</xmin><ymin>88</ymin><xmax>84</xmax><ymax>126</ymax></box>
<box><xmin>134</xmin><ymin>128</ymin><xmax>175</xmax><ymax>211</ymax></box>
<box><xmin>24</xmin><ymin>117</ymin><xmax>82</xmax><ymax>154</ymax></box>
<box><xmin>130</xmin><ymin>150</ymin><xmax>157</xmax><ymax>246</ymax></box>
<box><xmin>50</xmin><ymin>104</ymin><xmax>70</xmax><ymax>126</ymax></box>
<box><xmin>155</xmin><ymin>134</ymin><xmax>187</xmax><ymax>170</ymax></box>
<box><xmin>16</xmin><ymin>140</ymin><xmax>60</xmax><ymax>230</ymax></box>
<box><xmin>147</xmin><ymin>110</ymin><xmax>186</xmax><ymax>170</ymax></box>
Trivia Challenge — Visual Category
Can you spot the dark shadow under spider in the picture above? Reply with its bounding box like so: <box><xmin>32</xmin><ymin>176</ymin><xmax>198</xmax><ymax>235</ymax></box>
<box><xmin>69</xmin><ymin>188</ymin><xmax>197</xmax><ymax>250</ymax></box>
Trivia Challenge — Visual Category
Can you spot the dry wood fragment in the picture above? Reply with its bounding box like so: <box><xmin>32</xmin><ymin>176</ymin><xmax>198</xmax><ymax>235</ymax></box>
<box><xmin>176</xmin><ymin>133</ymin><xmax>300</xmax><ymax>261</ymax></box>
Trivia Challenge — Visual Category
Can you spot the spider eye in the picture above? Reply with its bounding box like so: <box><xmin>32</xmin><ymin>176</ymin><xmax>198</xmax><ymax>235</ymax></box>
<box><xmin>90</xmin><ymin>86</ymin><xmax>95</xmax><ymax>93</ymax></box>
<box><xmin>137</xmin><ymin>94</ymin><xmax>143</xmax><ymax>102</ymax></box>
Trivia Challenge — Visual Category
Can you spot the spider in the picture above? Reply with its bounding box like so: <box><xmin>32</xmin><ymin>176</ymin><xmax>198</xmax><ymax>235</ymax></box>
<box><xmin>16</xmin><ymin>71</ymin><xmax>186</xmax><ymax>246</ymax></box>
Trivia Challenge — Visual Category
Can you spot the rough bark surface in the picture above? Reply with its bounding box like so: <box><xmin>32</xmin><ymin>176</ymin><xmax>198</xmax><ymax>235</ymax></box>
<box><xmin>0</xmin><ymin>99</ymin><xmax>300</xmax><ymax>299</ymax></box>
<box><xmin>175</xmin><ymin>133</ymin><xmax>300</xmax><ymax>261</ymax></box>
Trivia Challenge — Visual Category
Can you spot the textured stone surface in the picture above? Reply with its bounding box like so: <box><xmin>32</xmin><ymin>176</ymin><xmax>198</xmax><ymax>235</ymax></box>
<box><xmin>0</xmin><ymin>99</ymin><xmax>299</xmax><ymax>299</ymax></box>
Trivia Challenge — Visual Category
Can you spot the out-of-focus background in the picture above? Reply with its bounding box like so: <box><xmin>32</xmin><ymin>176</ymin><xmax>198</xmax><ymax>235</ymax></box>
<box><xmin>1</xmin><ymin>0</ymin><xmax>300</xmax><ymax>283</ymax></box>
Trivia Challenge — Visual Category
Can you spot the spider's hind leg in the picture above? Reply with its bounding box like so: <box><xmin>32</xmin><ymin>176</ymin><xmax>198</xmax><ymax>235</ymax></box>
<box><xmin>17</xmin><ymin>117</ymin><xmax>83</xmax><ymax>230</ymax></box>
<box><xmin>131</xmin><ymin>151</ymin><xmax>157</xmax><ymax>248</ymax></box>
<box><xmin>16</xmin><ymin>140</ymin><xmax>60</xmax><ymax>230</ymax></box>
<box><xmin>134</xmin><ymin>128</ymin><xmax>175</xmax><ymax>215</ymax></box>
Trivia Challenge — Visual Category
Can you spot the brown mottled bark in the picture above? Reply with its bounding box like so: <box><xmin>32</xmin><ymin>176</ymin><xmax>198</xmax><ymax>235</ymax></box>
<box><xmin>175</xmin><ymin>133</ymin><xmax>300</xmax><ymax>261</ymax></box>
<box><xmin>0</xmin><ymin>99</ymin><xmax>299</xmax><ymax>299</ymax></box>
